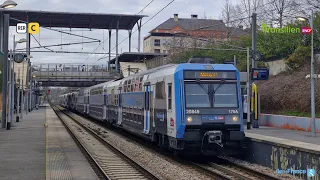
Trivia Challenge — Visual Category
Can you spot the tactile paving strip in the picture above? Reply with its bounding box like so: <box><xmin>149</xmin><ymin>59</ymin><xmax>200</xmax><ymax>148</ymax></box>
<box><xmin>46</xmin><ymin>109</ymin><xmax>73</xmax><ymax>180</ymax></box>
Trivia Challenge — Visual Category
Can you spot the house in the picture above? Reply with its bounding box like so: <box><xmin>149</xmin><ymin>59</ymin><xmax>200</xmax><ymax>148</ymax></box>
<box><xmin>143</xmin><ymin>14</ymin><xmax>247</xmax><ymax>53</ymax></box>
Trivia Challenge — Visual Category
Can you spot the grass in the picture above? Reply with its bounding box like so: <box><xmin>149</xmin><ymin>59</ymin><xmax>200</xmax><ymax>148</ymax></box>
<box><xmin>277</xmin><ymin>110</ymin><xmax>320</xmax><ymax>118</ymax></box>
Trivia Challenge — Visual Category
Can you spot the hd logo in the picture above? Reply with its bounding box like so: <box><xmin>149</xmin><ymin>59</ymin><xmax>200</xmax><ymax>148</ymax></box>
<box><xmin>16</xmin><ymin>22</ymin><xmax>39</xmax><ymax>34</ymax></box>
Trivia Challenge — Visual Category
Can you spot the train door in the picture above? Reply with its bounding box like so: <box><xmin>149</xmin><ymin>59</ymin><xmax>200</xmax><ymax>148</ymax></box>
<box><xmin>103</xmin><ymin>88</ymin><xmax>107</xmax><ymax>120</ymax></box>
<box><xmin>152</xmin><ymin>85</ymin><xmax>156</xmax><ymax>129</ymax></box>
<box><xmin>143</xmin><ymin>82</ymin><xmax>151</xmax><ymax>134</ymax></box>
<box><xmin>167</xmin><ymin>81</ymin><xmax>175</xmax><ymax>137</ymax></box>
<box><xmin>117</xmin><ymin>86</ymin><xmax>123</xmax><ymax>125</ymax></box>
<box><xmin>87</xmin><ymin>91</ymin><xmax>90</xmax><ymax>114</ymax></box>
<box><xmin>85</xmin><ymin>90</ymin><xmax>90</xmax><ymax>114</ymax></box>
<box><xmin>83</xmin><ymin>90</ymin><xmax>87</xmax><ymax>114</ymax></box>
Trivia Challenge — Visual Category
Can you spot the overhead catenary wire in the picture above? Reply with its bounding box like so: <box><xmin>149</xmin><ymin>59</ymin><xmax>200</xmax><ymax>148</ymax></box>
<box><xmin>16</xmin><ymin>40</ymin><xmax>100</xmax><ymax>51</ymax></box>
<box><xmin>94</xmin><ymin>0</ymin><xmax>175</xmax><ymax>64</ymax></box>
<box><xmin>81</xmin><ymin>0</ymin><xmax>156</xmax><ymax>64</ymax></box>
<box><xmin>31</xmin><ymin>34</ymin><xmax>54</xmax><ymax>52</ymax></box>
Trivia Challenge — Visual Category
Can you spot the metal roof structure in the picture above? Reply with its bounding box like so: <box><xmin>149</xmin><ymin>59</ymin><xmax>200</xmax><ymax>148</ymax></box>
<box><xmin>1</xmin><ymin>9</ymin><xmax>146</xmax><ymax>30</ymax></box>
<box><xmin>109</xmin><ymin>52</ymin><xmax>168</xmax><ymax>64</ymax></box>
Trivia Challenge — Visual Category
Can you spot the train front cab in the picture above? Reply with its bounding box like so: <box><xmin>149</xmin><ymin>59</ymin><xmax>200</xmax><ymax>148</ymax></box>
<box><xmin>173</xmin><ymin>65</ymin><xmax>245</xmax><ymax>156</ymax></box>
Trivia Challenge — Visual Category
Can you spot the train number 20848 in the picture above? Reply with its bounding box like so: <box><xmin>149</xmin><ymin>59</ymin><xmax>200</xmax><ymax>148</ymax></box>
<box><xmin>186</xmin><ymin>109</ymin><xmax>200</xmax><ymax>114</ymax></box>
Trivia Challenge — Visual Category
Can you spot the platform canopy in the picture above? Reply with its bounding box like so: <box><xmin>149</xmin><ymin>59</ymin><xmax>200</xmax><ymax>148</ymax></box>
<box><xmin>1</xmin><ymin>9</ymin><xmax>146</xmax><ymax>30</ymax></box>
<box><xmin>110</xmin><ymin>52</ymin><xmax>168</xmax><ymax>64</ymax></box>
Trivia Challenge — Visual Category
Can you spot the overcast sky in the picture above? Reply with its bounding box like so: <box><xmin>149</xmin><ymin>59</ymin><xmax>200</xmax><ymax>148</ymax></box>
<box><xmin>8</xmin><ymin>0</ymin><xmax>239</xmax><ymax>65</ymax></box>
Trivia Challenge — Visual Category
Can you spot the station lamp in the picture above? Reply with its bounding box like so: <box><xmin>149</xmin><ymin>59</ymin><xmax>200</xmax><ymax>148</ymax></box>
<box><xmin>1</xmin><ymin>0</ymin><xmax>17</xmax><ymax>8</ymax></box>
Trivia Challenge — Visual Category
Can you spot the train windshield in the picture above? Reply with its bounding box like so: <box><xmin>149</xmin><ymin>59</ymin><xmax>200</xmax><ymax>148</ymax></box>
<box><xmin>185</xmin><ymin>83</ymin><xmax>238</xmax><ymax>108</ymax></box>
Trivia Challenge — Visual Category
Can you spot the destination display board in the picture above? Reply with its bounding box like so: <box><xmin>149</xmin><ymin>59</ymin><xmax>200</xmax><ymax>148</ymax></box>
<box><xmin>184</xmin><ymin>70</ymin><xmax>236</xmax><ymax>80</ymax></box>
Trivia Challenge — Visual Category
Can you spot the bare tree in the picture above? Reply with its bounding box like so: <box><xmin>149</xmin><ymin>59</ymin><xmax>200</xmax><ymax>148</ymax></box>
<box><xmin>240</xmin><ymin>0</ymin><xmax>264</xmax><ymax>27</ymax></box>
<box><xmin>222</xmin><ymin>0</ymin><xmax>234</xmax><ymax>27</ymax></box>
<box><xmin>305</xmin><ymin>0</ymin><xmax>320</xmax><ymax>8</ymax></box>
<box><xmin>262</xmin><ymin>0</ymin><xmax>301</xmax><ymax>27</ymax></box>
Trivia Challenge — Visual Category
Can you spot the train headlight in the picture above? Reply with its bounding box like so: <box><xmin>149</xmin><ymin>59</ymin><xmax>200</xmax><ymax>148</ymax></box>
<box><xmin>187</xmin><ymin>116</ymin><xmax>192</xmax><ymax>123</ymax></box>
<box><xmin>232</xmin><ymin>116</ymin><xmax>239</xmax><ymax>122</ymax></box>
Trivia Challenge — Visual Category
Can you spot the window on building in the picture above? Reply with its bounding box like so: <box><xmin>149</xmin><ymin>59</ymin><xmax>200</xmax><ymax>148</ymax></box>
<box><xmin>154</xmin><ymin>39</ymin><xmax>160</xmax><ymax>46</ymax></box>
<box><xmin>154</xmin><ymin>49</ymin><xmax>160</xmax><ymax>53</ymax></box>
<box><xmin>163</xmin><ymin>50</ymin><xmax>167</xmax><ymax>53</ymax></box>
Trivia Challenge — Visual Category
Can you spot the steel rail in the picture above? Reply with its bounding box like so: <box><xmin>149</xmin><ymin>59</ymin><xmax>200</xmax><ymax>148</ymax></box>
<box><xmin>53</xmin><ymin>105</ymin><xmax>160</xmax><ymax>180</ymax></box>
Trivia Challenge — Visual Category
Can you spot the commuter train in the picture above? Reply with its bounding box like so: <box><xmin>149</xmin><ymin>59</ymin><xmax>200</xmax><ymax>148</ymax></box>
<box><xmin>58</xmin><ymin>62</ymin><xmax>246</xmax><ymax>156</ymax></box>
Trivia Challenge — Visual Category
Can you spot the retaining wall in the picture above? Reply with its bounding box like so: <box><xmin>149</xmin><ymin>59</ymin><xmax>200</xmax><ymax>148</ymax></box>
<box><xmin>258</xmin><ymin>113</ymin><xmax>320</xmax><ymax>133</ymax></box>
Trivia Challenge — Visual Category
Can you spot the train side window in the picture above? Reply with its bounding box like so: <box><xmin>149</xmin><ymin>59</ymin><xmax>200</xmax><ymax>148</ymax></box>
<box><xmin>156</xmin><ymin>82</ymin><xmax>165</xmax><ymax>99</ymax></box>
<box><xmin>168</xmin><ymin>83</ymin><xmax>172</xmax><ymax>110</ymax></box>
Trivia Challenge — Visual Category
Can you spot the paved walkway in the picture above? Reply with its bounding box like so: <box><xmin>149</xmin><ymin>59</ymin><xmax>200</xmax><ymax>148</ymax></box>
<box><xmin>0</xmin><ymin>107</ymin><xmax>46</xmax><ymax>180</ymax></box>
<box><xmin>0</xmin><ymin>105</ymin><xmax>98</xmax><ymax>180</ymax></box>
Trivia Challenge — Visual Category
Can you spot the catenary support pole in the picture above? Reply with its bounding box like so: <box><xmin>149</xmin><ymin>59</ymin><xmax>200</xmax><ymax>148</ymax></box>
<box><xmin>26</xmin><ymin>30</ymin><xmax>30</xmax><ymax>113</ymax></box>
<box><xmin>115</xmin><ymin>19</ymin><xmax>119</xmax><ymax>73</ymax></box>
<box><xmin>2</xmin><ymin>14</ymin><xmax>9</xmax><ymax>129</ymax></box>
<box><xmin>7</xmin><ymin>50</ymin><xmax>12</xmax><ymax>129</ymax></box>
<box><xmin>247</xmin><ymin>47</ymin><xmax>251</xmax><ymax>130</ymax></box>
<box><xmin>16</xmin><ymin>68</ymin><xmax>20</xmax><ymax>122</ymax></box>
<box><xmin>138</xmin><ymin>19</ymin><xmax>142</xmax><ymax>52</ymax></box>
<box><xmin>11</xmin><ymin>35</ymin><xmax>15</xmax><ymax>125</ymax></box>
<box><xmin>310</xmin><ymin>10</ymin><xmax>316</xmax><ymax>137</ymax></box>
<box><xmin>108</xmin><ymin>29</ymin><xmax>111</xmax><ymax>71</ymax></box>
<box><xmin>11</xmin><ymin>52</ymin><xmax>14</xmax><ymax>125</ymax></box>
<box><xmin>137</xmin><ymin>19</ymin><xmax>142</xmax><ymax>52</ymax></box>
<box><xmin>251</xmin><ymin>12</ymin><xmax>258</xmax><ymax>128</ymax></box>
<box><xmin>0</xmin><ymin>12</ymin><xmax>3</xmax><ymax>51</ymax></box>
<box><xmin>128</xmin><ymin>30</ymin><xmax>132</xmax><ymax>52</ymax></box>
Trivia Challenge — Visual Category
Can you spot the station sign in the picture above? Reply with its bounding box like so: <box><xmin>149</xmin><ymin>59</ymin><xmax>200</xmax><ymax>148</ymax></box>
<box><xmin>251</xmin><ymin>68</ymin><xmax>269</xmax><ymax>80</ymax></box>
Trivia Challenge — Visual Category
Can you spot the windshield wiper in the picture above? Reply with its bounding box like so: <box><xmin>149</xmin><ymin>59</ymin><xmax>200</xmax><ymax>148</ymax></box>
<box><xmin>212</xmin><ymin>79</ymin><xmax>225</xmax><ymax>103</ymax></box>
<box><xmin>195</xmin><ymin>80</ymin><xmax>209</xmax><ymax>94</ymax></box>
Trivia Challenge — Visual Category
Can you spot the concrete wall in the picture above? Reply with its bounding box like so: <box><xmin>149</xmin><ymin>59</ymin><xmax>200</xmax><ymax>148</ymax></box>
<box><xmin>258</xmin><ymin>113</ymin><xmax>320</xmax><ymax>133</ymax></box>
<box><xmin>265</xmin><ymin>59</ymin><xmax>287</xmax><ymax>75</ymax></box>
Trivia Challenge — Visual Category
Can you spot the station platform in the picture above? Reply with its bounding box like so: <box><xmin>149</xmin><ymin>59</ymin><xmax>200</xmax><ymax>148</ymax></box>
<box><xmin>245</xmin><ymin>126</ymin><xmax>320</xmax><ymax>151</ymax></box>
<box><xmin>0</xmin><ymin>104</ymin><xmax>98</xmax><ymax>180</ymax></box>
<box><xmin>243</xmin><ymin>126</ymin><xmax>320</xmax><ymax>179</ymax></box>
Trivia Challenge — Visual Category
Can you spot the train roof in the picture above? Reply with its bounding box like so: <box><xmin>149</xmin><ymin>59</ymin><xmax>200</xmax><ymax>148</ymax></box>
<box><xmin>87</xmin><ymin>80</ymin><xmax>115</xmax><ymax>90</ymax></box>
<box><xmin>176</xmin><ymin>63</ymin><xmax>238</xmax><ymax>71</ymax></box>
<box><xmin>121</xmin><ymin>64</ymin><xmax>177</xmax><ymax>81</ymax></box>
<box><xmin>69</xmin><ymin>63</ymin><xmax>239</xmax><ymax>93</ymax></box>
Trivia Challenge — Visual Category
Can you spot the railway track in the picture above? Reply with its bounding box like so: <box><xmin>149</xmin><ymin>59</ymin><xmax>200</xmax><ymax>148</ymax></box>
<box><xmin>192</xmin><ymin>158</ymin><xmax>281</xmax><ymax>180</ymax></box>
<box><xmin>51</xmin><ymin>105</ymin><xmax>160</xmax><ymax>180</ymax></box>
<box><xmin>214</xmin><ymin>157</ymin><xmax>281</xmax><ymax>180</ymax></box>
<box><xmin>54</xmin><ymin>105</ymin><xmax>286</xmax><ymax>180</ymax></box>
